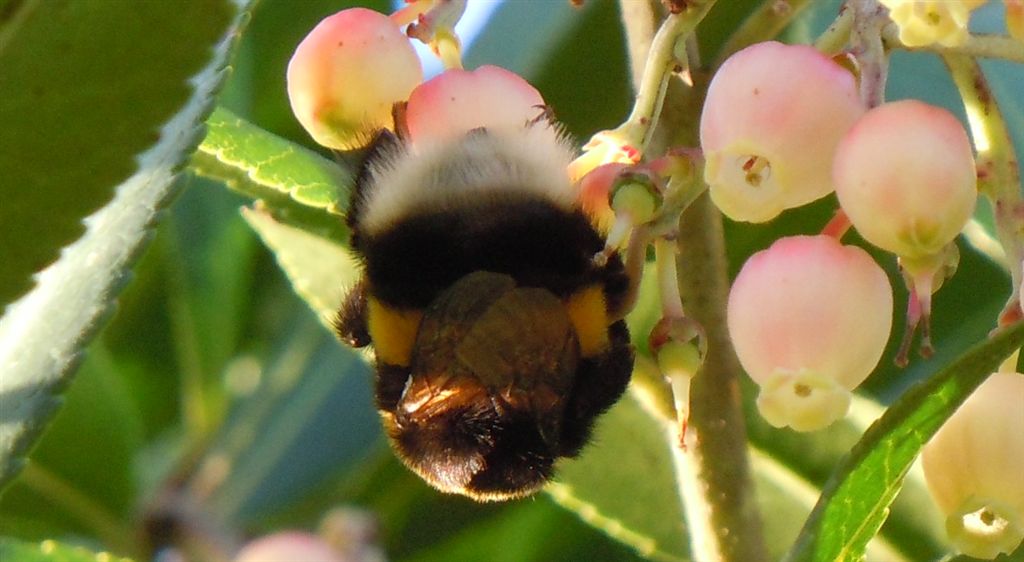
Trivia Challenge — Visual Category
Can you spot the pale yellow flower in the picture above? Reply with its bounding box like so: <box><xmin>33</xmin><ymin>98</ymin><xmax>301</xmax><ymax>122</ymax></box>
<box><xmin>879</xmin><ymin>0</ymin><xmax>986</xmax><ymax>47</ymax></box>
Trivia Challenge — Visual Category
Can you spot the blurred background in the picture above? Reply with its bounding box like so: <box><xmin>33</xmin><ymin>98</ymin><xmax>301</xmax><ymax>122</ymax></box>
<box><xmin>0</xmin><ymin>0</ymin><xmax>1020</xmax><ymax>561</ymax></box>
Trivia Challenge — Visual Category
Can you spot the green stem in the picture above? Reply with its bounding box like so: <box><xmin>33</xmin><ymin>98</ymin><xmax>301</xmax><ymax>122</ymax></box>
<box><xmin>941</xmin><ymin>53</ymin><xmax>1024</xmax><ymax>315</ymax></box>
<box><xmin>613</xmin><ymin>1</ymin><xmax>719</xmax><ymax>153</ymax></box>
<box><xmin>619</xmin><ymin>2</ymin><xmax>768</xmax><ymax>560</ymax></box>
<box><xmin>671</xmin><ymin>191</ymin><xmax>768</xmax><ymax>562</ymax></box>
<box><xmin>814</xmin><ymin>4</ymin><xmax>855</xmax><ymax>55</ymax></box>
<box><xmin>714</xmin><ymin>0</ymin><xmax>814</xmax><ymax>66</ymax></box>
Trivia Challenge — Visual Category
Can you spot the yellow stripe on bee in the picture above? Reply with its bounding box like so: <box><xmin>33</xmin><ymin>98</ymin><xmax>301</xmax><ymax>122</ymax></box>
<box><xmin>565</xmin><ymin>285</ymin><xmax>610</xmax><ymax>357</ymax></box>
<box><xmin>367</xmin><ymin>297</ymin><xmax>423</xmax><ymax>367</ymax></box>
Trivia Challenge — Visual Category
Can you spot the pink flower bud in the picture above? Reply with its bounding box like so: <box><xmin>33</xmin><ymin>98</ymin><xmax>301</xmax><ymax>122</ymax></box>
<box><xmin>728</xmin><ymin>235</ymin><xmax>893</xmax><ymax>431</ymax></box>
<box><xmin>1008</xmin><ymin>0</ymin><xmax>1024</xmax><ymax>42</ymax></box>
<box><xmin>235</xmin><ymin>532</ymin><xmax>343</xmax><ymax>562</ymax></box>
<box><xmin>922</xmin><ymin>372</ymin><xmax>1024</xmax><ymax>559</ymax></box>
<box><xmin>700</xmin><ymin>41</ymin><xmax>865</xmax><ymax>223</ymax></box>
<box><xmin>405</xmin><ymin>65</ymin><xmax>546</xmax><ymax>146</ymax></box>
<box><xmin>879</xmin><ymin>0</ymin><xmax>986</xmax><ymax>47</ymax></box>
<box><xmin>833</xmin><ymin>100</ymin><xmax>977</xmax><ymax>260</ymax></box>
<box><xmin>577</xmin><ymin>162</ymin><xmax>628</xmax><ymax>230</ymax></box>
<box><xmin>287</xmin><ymin>8</ymin><xmax>423</xmax><ymax>150</ymax></box>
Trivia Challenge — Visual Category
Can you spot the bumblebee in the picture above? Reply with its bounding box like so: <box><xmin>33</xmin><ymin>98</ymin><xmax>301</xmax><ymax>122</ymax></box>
<box><xmin>334</xmin><ymin>122</ymin><xmax>634</xmax><ymax>501</ymax></box>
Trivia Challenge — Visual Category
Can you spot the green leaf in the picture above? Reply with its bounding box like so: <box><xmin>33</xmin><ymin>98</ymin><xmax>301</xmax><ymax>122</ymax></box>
<box><xmin>531</xmin><ymin>0</ymin><xmax>631</xmax><ymax>139</ymax></box>
<box><xmin>191</xmin><ymin>107</ymin><xmax>352</xmax><ymax>243</ymax></box>
<box><xmin>549</xmin><ymin>393</ymin><xmax>688</xmax><ymax>562</ymax></box>
<box><xmin>0</xmin><ymin>538</ymin><xmax>134</xmax><ymax>562</ymax></box>
<box><xmin>785</xmin><ymin>321</ymin><xmax>1024</xmax><ymax>562</ymax></box>
<box><xmin>405</xmin><ymin>495</ymin><xmax>649</xmax><ymax>562</ymax></box>
<box><xmin>0</xmin><ymin>345</ymin><xmax>145</xmax><ymax>549</ymax></box>
<box><xmin>241</xmin><ymin>206</ymin><xmax>359</xmax><ymax>328</ymax></box>
<box><xmin>197</xmin><ymin>313</ymin><xmax>379</xmax><ymax>524</ymax></box>
<box><xmin>747</xmin><ymin>394</ymin><xmax>946</xmax><ymax>560</ymax></box>
<box><xmin>0</xmin><ymin>0</ymin><xmax>235</xmax><ymax>308</ymax></box>
<box><xmin>748</xmin><ymin>446</ymin><xmax>912</xmax><ymax>562</ymax></box>
<box><xmin>0</xmin><ymin>0</ymin><xmax>251</xmax><ymax>492</ymax></box>
<box><xmin>550</xmin><ymin>390</ymin><xmax>923</xmax><ymax>562</ymax></box>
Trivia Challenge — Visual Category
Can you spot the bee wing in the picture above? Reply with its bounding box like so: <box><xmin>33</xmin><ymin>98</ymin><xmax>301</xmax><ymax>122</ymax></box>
<box><xmin>456</xmin><ymin>286</ymin><xmax>579</xmax><ymax>395</ymax></box>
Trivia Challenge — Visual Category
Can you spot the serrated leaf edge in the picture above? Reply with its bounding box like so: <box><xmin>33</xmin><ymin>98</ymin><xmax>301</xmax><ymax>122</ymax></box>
<box><xmin>195</xmin><ymin>107</ymin><xmax>350</xmax><ymax>215</ymax></box>
<box><xmin>0</xmin><ymin>0</ymin><xmax>253</xmax><ymax>492</ymax></box>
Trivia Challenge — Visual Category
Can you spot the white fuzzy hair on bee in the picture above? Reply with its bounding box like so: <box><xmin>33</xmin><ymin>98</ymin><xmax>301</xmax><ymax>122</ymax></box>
<box><xmin>357</xmin><ymin>124</ymin><xmax>577</xmax><ymax>236</ymax></box>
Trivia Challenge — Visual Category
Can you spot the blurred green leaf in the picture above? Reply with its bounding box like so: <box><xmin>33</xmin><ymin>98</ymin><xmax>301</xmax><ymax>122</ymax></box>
<box><xmin>199</xmin><ymin>314</ymin><xmax>379</xmax><ymax>524</ymax></box>
<box><xmin>549</xmin><ymin>393</ymin><xmax>688</xmax><ymax>562</ymax></box>
<box><xmin>191</xmin><ymin>107</ymin><xmax>351</xmax><ymax>243</ymax></box>
<box><xmin>241</xmin><ymin>206</ymin><xmax>359</xmax><ymax>328</ymax></box>
<box><xmin>531</xmin><ymin>0</ymin><xmax>632</xmax><ymax>139</ymax></box>
<box><xmin>158</xmin><ymin>179</ymin><xmax>261</xmax><ymax>438</ymax></box>
<box><xmin>785</xmin><ymin>321</ymin><xmax>1024</xmax><ymax>562</ymax></box>
<box><xmin>0</xmin><ymin>0</ymin><xmax>235</xmax><ymax>308</ymax></box>
<box><xmin>0</xmin><ymin>538</ymin><xmax>134</xmax><ymax>562</ymax></box>
<box><xmin>0</xmin><ymin>0</ymin><xmax>251</xmax><ymax>492</ymax></box>
<box><xmin>465</xmin><ymin>1</ymin><xmax>581</xmax><ymax>81</ymax></box>
<box><xmin>698</xmin><ymin>0</ymin><xmax>773</xmax><ymax>62</ymax></box>
<box><xmin>946</xmin><ymin>544</ymin><xmax>1024</xmax><ymax>562</ymax></box>
<box><xmin>405</xmin><ymin>494</ymin><xmax>648</xmax><ymax>562</ymax></box>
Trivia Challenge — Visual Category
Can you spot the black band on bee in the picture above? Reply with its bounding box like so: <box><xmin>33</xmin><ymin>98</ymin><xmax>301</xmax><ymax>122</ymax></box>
<box><xmin>557</xmin><ymin>320</ymin><xmax>634</xmax><ymax>457</ymax></box>
<box><xmin>358</xmin><ymin>198</ymin><xmax>620</xmax><ymax>309</ymax></box>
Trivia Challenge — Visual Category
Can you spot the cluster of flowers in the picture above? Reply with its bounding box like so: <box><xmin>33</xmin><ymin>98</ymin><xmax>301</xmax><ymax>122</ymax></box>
<box><xmin>282</xmin><ymin>2</ymin><xmax>1021</xmax><ymax>559</ymax></box>
<box><xmin>286</xmin><ymin>7</ymin><xmax>549</xmax><ymax>152</ymax></box>
<box><xmin>704</xmin><ymin>35</ymin><xmax>1019</xmax><ymax>560</ymax></box>
<box><xmin>703</xmin><ymin>40</ymin><xmax>977</xmax><ymax>431</ymax></box>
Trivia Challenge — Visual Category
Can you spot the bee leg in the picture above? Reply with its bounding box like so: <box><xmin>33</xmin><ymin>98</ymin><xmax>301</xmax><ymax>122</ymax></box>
<box><xmin>557</xmin><ymin>320</ymin><xmax>634</xmax><ymax>457</ymax></box>
<box><xmin>374</xmin><ymin>362</ymin><xmax>410</xmax><ymax>413</ymax></box>
<box><xmin>334</xmin><ymin>278</ymin><xmax>371</xmax><ymax>348</ymax></box>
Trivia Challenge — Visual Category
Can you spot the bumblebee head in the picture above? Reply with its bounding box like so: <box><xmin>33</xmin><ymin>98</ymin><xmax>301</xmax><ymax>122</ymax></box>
<box><xmin>382</xmin><ymin>271</ymin><xmax>582</xmax><ymax>501</ymax></box>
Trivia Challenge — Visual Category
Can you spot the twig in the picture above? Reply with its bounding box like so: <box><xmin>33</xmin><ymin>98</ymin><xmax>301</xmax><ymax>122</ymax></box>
<box><xmin>942</xmin><ymin>53</ymin><xmax>1024</xmax><ymax>322</ymax></box>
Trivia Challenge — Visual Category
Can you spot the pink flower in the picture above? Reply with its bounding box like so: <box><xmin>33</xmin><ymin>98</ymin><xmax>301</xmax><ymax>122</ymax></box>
<box><xmin>700</xmin><ymin>41</ymin><xmax>864</xmax><ymax>223</ymax></box>
<box><xmin>235</xmin><ymin>532</ymin><xmax>343</xmax><ymax>562</ymax></box>
<box><xmin>922</xmin><ymin>372</ymin><xmax>1024</xmax><ymax>559</ymax></box>
<box><xmin>833</xmin><ymin>100</ymin><xmax>977</xmax><ymax>260</ymax></box>
<box><xmin>728</xmin><ymin>235</ymin><xmax>893</xmax><ymax>431</ymax></box>
<box><xmin>287</xmin><ymin>8</ymin><xmax>423</xmax><ymax>150</ymax></box>
<box><xmin>405</xmin><ymin>65</ymin><xmax>546</xmax><ymax>146</ymax></box>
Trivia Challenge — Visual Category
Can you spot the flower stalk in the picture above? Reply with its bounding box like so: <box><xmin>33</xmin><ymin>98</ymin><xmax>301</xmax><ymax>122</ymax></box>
<box><xmin>617</xmin><ymin>1</ymin><xmax>768</xmax><ymax>560</ymax></box>
<box><xmin>942</xmin><ymin>53</ymin><xmax>1024</xmax><ymax>323</ymax></box>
